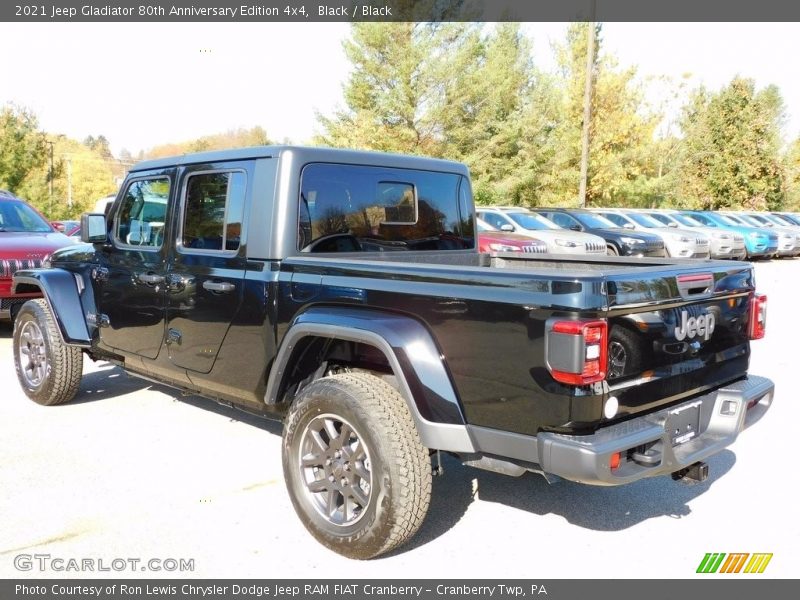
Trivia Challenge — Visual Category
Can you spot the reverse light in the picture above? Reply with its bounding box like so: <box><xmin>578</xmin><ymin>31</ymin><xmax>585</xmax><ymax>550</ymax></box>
<box><xmin>545</xmin><ymin>319</ymin><xmax>608</xmax><ymax>385</ymax></box>
<box><xmin>749</xmin><ymin>293</ymin><xmax>767</xmax><ymax>340</ymax></box>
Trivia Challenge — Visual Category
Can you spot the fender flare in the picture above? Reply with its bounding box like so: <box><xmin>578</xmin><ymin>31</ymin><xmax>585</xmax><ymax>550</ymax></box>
<box><xmin>12</xmin><ymin>270</ymin><xmax>91</xmax><ymax>347</ymax></box>
<box><xmin>266</xmin><ymin>306</ymin><xmax>476</xmax><ymax>453</ymax></box>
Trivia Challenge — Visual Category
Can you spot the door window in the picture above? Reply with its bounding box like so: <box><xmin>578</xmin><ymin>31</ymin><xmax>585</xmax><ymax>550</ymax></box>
<box><xmin>180</xmin><ymin>171</ymin><xmax>246</xmax><ymax>253</ymax></box>
<box><xmin>114</xmin><ymin>178</ymin><xmax>169</xmax><ymax>249</ymax></box>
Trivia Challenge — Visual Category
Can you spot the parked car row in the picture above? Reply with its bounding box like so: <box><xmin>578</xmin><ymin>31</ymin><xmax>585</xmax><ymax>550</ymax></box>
<box><xmin>476</xmin><ymin>205</ymin><xmax>800</xmax><ymax>260</ymax></box>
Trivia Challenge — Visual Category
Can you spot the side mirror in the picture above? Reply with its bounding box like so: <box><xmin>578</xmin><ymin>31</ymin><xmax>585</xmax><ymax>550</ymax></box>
<box><xmin>81</xmin><ymin>213</ymin><xmax>108</xmax><ymax>244</ymax></box>
<box><xmin>623</xmin><ymin>223</ymin><xmax>635</xmax><ymax>230</ymax></box>
<box><xmin>668</xmin><ymin>222</ymin><xmax>678</xmax><ymax>228</ymax></box>
<box><xmin>500</xmin><ymin>224</ymin><xmax>514</xmax><ymax>232</ymax></box>
<box><xmin>569</xmin><ymin>224</ymin><xmax>582</xmax><ymax>231</ymax></box>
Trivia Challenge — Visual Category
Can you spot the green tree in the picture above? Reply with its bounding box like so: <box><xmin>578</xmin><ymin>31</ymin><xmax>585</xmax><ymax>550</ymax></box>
<box><xmin>144</xmin><ymin>126</ymin><xmax>272</xmax><ymax>159</ymax></box>
<box><xmin>541</xmin><ymin>23</ymin><xmax>657</xmax><ymax>207</ymax></box>
<box><xmin>785</xmin><ymin>138</ymin><xmax>800</xmax><ymax>210</ymax></box>
<box><xmin>439</xmin><ymin>24</ymin><xmax>556</xmax><ymax>206</ymax></box>
<box><xmin>316</xmin><ymin>23</ymin><xmax>473</xmax><ymax>155</ymax></box>
<box><xmin>0</xmin><ymin>104</ymin><xmax>49</xmax><ymax>193</ymax></box>
<box><xmin>19</xmin><ymin>136</ymin><xmax>117</xmax><ymax>219</ymax></box>
<box><xmin>677</xmin><ymin>78</ymin><xmax>786</xmax><ymax>210</ymax></box>
<box><xmin>83</xmin><ymin>135</ymin><xmax>114</xmax><ymax>160</ymax></box>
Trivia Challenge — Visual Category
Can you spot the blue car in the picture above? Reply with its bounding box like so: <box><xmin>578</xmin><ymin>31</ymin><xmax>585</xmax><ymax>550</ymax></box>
<box><xmin>682</xmin><ymin>211</ymin><xmax>778</xmax><ymax>259</ymax></box>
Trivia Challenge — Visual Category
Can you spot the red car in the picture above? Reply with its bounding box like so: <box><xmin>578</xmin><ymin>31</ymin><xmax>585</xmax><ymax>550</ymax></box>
<box><xmin>50</xmin><ymin>219</ymin><xmax>80</xmax><ymax>233</ymax></box>
<box><xmin>1</xmin><ymin>190</ymin><xmax>76</xmax><ymax>320</ymax></box>
<box><xmin>477</xmin><ymin>218</ymin><xmax>548</xmax><ymax>254</ymax></box>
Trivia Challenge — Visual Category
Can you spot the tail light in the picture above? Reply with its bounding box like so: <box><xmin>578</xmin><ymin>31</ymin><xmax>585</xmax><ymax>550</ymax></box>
<box><xmin>545</xmin><ymin>319</ymin><xmax>608</xmax><ymax>385</ymax></box>
<box><xmin>749</xmin><ymin>293</ymin><xmax>767</xmax><ymax>340</ymax></box>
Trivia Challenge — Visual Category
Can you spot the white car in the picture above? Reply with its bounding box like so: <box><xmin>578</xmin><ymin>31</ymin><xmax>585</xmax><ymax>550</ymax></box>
<box><xmin>644</xmin><ymin>209</ymin><xmax>746</xmax><ymax>260</ymax></box>
<box><xmin>477</xmin><ymin>208</ymin><xmax>606</xmax><ymax>255</ymax></box>
<box><xmin>593</xmin><ymin>209</ymin><xmax>710</xmax><ymax>259</ymax></box>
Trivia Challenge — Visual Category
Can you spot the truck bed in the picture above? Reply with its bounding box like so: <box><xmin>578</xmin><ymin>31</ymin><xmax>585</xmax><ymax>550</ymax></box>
<box><xmin>279</xmin><ymin>252</ymin><xmax>755</xmax><ymax>435</ymax></box>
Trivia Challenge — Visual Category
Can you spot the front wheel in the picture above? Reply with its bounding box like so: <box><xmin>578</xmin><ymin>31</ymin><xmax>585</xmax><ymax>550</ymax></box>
<box><xmin>282</xmin><ymin>372</ymin><xmax>431</xmax><ymax>559</ymax></box>
<box><xmin>13</xmin><ymin>299</ymin><xmax>83</xmax><ymax>406</ymax></box>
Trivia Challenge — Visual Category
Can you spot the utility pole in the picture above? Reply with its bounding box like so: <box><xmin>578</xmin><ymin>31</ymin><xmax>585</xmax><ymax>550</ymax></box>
<box><xmin>578</xmin><ymin>15</ymin><xmax>597</xmax><ymax>208</ymax></box>
<box><xmin>66</xmin><ymin>155</ymin><xmax>73</xmax><ymax>210</ymax></box>
<box><xmin>45</xmin><ymin>140</ymin><xmax>55</xmax><ymax>216</ymax></box>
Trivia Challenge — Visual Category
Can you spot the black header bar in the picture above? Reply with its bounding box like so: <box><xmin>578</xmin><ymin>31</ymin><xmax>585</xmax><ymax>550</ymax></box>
<box><xmin>3</xmin><ymin>0</ymin><xmax>800</xmax><ymax>23</ymax></box>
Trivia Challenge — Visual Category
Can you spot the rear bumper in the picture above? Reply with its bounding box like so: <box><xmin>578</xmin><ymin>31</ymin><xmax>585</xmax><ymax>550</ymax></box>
<box><xmin>536</xmin><ymin>375</ymin><xmax>774</xmax><ymax>485</ymax></box>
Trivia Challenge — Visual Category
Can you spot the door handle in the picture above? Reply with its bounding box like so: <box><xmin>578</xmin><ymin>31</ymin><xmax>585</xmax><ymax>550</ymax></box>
<box><xmin>203</xmin><ymin>280</ymin><xmax>235</xmax><ymax>293</ymax></box>
<box><xmin>137</xmin><ymin>272</ymin><xmax>164</xmax><ymax>285</ymax></box>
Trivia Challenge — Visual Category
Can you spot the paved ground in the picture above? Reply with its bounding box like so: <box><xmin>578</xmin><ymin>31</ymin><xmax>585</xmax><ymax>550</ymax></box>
<box><xmin>0</xmin><ymin>259</ymin><xmax>797</xmax><ymax>579</ymax></box>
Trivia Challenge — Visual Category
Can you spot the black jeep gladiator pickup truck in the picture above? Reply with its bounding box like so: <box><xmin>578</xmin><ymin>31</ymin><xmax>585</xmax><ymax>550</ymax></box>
<box><xmin>11</xmin><ymin>146</ymin><xmax>773</xmax><ymax>559</ymax></box>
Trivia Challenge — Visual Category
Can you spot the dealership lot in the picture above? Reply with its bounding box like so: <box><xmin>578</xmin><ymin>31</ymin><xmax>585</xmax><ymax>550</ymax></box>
<box><xmin>0</xmin><ymin>259</ymin><xmax>797</xmax><ymax>579</ymax></box>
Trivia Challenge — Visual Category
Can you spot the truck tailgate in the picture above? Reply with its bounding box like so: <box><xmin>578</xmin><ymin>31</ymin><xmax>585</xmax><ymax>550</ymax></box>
<box><xmin>604</xmin><ymin>263</ymin><xmax>754</xmax><ymax>422</ymax></box>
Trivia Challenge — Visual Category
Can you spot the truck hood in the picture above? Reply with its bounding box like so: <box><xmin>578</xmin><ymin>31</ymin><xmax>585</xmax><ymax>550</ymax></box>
<box><xmin>0</xmin><ymin>232</ymin><xmax>76</xmax><ymax>259</ymax></box>
<box><xmin>520</xmin><ymin>229</ymin><xmax>606</xmax><ymax>245</ymax></box>
<box><xmin>592</xmin><ymin>228</ymin><xmax>660</xmax><ymax>243</ymax></box>
<box><xmin>636</xmin><ymin>226</ymin><xmax>708</xmax><ymax>243</ymax></box>
<box><xmin>690</xmin><ymin>226</ymin><xmax>743</xmax><ymax>241</ymax></box>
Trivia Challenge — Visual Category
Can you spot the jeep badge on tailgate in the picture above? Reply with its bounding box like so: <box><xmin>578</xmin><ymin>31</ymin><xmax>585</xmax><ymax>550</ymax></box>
<box><xmin>674</xmin><ymin>310</ymin><xmax>716</xmax><ymax>341</ymax></box>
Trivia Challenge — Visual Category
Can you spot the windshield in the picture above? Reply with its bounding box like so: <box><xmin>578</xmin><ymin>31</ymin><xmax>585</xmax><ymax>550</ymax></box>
<box><xmin>0</xmin><ymin>200</ymin><xmax>52</xmax><ymax>233</ymax></box>
<box><xmin>719</xmin><ymin>214</ymin><xmax>743</xmax><ymax>226</ymax></box>
<box><xmin>737</xmin><ymin>214</ymin><xmax>765</xmax><ymax>227</ymax></box>
<box><xmin>507</xmin><ymin>211</ymin><xmax>560</xmax><ymax>230</ymax></box>
<box><xmin>781</xmin><ymin>214</ymin><xmax>800</xmax><ymax>226</ymax></box>
<box><xmin>628</xmin><ymin>213</ymin><xmax>667</xmax><ymax>228</ymax></box>
<box><xmin>575</xmin><ymin>212</ymin><xmax>618</xmax><ymax>229</ymax></box>
<box><xmin>759</xmin><ymin>214</ymin><xmax>784</xmax><ymax>226</ymax></box>
<box><xmin>645</xmin><ymin>212</ymin><xmax>677</xmax><ymax>226</ymax></box>
<box><xmin>476</xmin><ymin>218</ymin><xmax>496</xmax><ymax>232</ymax></box>
<box><xmin>772</xmin><ymin>214</ymin><xmax>796</xmax><ymax>226</ymax></box>
<box><xmin>671</xmin><ymin>213</ymin><xmax>704</xmax><ymax>227</ymax></box>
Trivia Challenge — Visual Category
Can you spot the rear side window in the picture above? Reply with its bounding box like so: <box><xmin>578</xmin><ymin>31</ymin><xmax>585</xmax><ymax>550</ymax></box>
<box><xmin>181</xmin><ymin>171</ymin><xmax>246</xmax><ymax>253</ymax></box>
<box><xmin>115</xmin><ymin>178</ymin><xmax>169</xmax><ymax>249</ymax></box>
<box><xmin>299</xmin><ymin>163</ymin><xmax>473</xmax><ymax>252</ymax></box>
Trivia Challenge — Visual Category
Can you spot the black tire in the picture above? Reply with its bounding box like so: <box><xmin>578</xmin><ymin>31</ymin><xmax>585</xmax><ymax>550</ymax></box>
<box><xmin>607</xmin><ymin>325</ymin><xmax>644</xmax><ymax>380</ymax></box>
<box><xmin>282</xmin><ymin>372</ymin><xmax>432</xmax><ymax>559</ymax></box>
<box><xmin>606</xmin><ymin>244</ymin><xmax>619</xmax><ymax>256</ymax></box>
<box><xmin>13</xmin><ymin>299</ymin><xmax>83</xmax><ymax>406</ymax></box>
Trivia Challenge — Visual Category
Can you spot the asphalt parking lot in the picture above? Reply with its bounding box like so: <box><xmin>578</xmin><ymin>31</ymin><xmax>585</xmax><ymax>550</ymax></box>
<box><xmin>0</xmin><ymin>258</ymin><xmax>797</xmax><ymax>579</ymax></box>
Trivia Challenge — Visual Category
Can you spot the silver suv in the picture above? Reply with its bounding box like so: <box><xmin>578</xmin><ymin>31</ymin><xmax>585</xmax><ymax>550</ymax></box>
<box><xmin>593</xmin><ymin>209</ymin><xmax>710</xmax><ymax>259</ymax></box>
<box><xmin>477</xmin><ymin>208</ymin><xmax>606</xmax><ymax>255</ymax></box>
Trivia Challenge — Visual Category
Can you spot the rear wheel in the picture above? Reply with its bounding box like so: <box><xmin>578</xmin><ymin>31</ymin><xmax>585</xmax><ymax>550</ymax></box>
<box><xmin>13</xmin><ymin>299</ymin><xmax>83</xmax><ymax>406</ymax></box>
<box><xmin>282</xmin><ymin>372</ymin><xmax>431</xmax><ymax>559</ymax></box>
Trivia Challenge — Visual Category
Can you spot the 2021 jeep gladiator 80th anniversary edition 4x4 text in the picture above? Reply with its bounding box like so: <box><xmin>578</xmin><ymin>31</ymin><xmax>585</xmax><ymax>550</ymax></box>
<box><xmin>11</xmin><ymin>147</ymin><xmax>774</xmax><ymax>559</ymax></box>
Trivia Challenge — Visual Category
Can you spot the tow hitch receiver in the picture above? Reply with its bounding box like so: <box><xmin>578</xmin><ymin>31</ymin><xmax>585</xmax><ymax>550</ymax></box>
<box><xmin>672</xmin><ymin>461</ymin><xmax>709</xmax><ymax>483</ymax></box>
